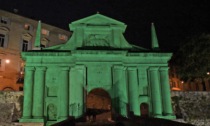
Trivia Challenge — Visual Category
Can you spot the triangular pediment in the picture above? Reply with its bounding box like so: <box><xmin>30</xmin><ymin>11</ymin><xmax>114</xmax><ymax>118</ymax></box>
<box><xmin>45</xmin><ymin>14</ymin><xmax>147</xmax><ymax>51</ymax></box>
<box><xmin>70</xmin><ymin>13</ymin><xmax>126</xmax><ymax>32</ymax></box>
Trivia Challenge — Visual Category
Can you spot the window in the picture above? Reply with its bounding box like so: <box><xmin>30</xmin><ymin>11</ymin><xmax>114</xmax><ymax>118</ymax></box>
<box><xmin>0</xmin><ymin>17</ymin><xmax>9</xmax><ymax>24</ymax></box>
<box><xmin>41</xmin><ymin>38</ymin><xmax>49</xmax><ymax>49</ymax></box>
<box><xmin>172</xmin><ymin>82</ymin><xmax>176</xmax><ymax>87</ymax></box>
<box><xmin>22</xmin><ymin>40</ymin><xmax>29</xmax><ymax>51</ymax></box>
<box><xmin>0</xmin><ymin>59</ymin><xmax>5</xmax><ymax>71</ymax></box>
<box><xmin>19</xmin><ymin>87</ymin><xmax>23</xmax><ymax>91</ymax></box>
<box><xmin>21</xmin><ymin>33</ymin><xmax>32</xmax><ymax>51</ymax></box>
<box><xmin>40</xmin><ymin>44</ymin><xmax>46</xmax><ymax>49</ymax></box>
<box><xmin>58</xmin><ymin>34</ymin><xmax>68</xmax><ymax>41</ymax></box>
<box><xmin>0</xmin><ymin>27</ymin><xmax>9</xmax><ymax>48</ymax></box>
<box><xmin>41</xmin><ymin>29</ymin><xmax>49</xmax><ymax>36</ymax></box>
<box><xmin>0</xmin><ymin>34</ymin><xmax>5</xmax><ymax>47</ymax></box>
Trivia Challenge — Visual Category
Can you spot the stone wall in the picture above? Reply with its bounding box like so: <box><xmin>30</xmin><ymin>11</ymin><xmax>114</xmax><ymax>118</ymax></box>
<box><xmin>0</xmin><ymin>91</ymin><xmax>23</xmax><ymax>124</ymax></box>
<box><xmin>1</xmin><ymin>91</ymin><xmax>210</xmax><ymax>126</ymax></box>
<box><xmin>171</xmin><ymin>91</ymin><xmax>210</xmax><ymax>126</ymax></box>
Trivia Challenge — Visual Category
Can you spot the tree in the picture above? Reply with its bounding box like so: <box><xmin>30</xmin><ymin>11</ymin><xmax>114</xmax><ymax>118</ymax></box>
<box><xmin>170</xmin><ymin>33</ymin><xmax>210</xmax><ymax>91</ymax></box>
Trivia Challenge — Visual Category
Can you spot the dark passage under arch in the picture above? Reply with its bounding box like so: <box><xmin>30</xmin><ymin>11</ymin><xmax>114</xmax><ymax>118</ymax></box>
<box><xmin>86</xmin><ymin>88</ymin><xmax>112</xmax><ymax>122</ymax></box>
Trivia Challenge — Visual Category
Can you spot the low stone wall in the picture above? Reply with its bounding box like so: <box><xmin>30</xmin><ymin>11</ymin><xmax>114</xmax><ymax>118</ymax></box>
<box><xmin>0</xmin><ymin>91</ymin><xmax>23</xmax><ymax>123</ymax></box>
<box><xmin>171</xmin><ymin>91</ymin><xmax>210</xmax><ymax>126</ymax></box>
<box><xmin>1</xmin><ymin>91</ymin><xmax>210</xmax><ymax>126</ymax></box>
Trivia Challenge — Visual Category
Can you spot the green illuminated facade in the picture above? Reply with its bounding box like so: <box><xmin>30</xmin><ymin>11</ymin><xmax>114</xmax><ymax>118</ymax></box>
<box><xmin>20</xmin><ymin>14</ymin><xmax>175</xmax><ymax>125</ymax></box>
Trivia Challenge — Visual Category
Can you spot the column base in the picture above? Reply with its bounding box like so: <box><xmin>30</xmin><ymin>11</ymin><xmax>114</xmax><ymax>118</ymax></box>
<box><xmin>16</xmin><ymin>122</ymin><xmax>44</xmax><ymax>126</ymax></box>
<box><xmin>153</xmin><ymin>115</ymin><xmax>164</xmax><ymax>118</ymax></box>
<box><xmin>21</xmin><ymin>116</ymin><xmax>31</xmax><ymax>119</ymax></box>
<box><xmin>163</xmin><ymin>115</ymin><xmax>176</xmax><ymax>120</ymax></box>
<box><xmin>153</xmin><ymin>114</ymin><xmax>176</xmax><ymax>120</ymax></box>
<box><xmin>57</xmin><ymin>116</ymin><xmax>68</xmax><ymax>122</ymax></box>
<box><xmin>46</xmin><ymin>121</ymin><xmax>57</xmax><ymax>126</ymax></box>
<box><xmin>19</xmin><ymin>118</ymin><xmax>44</xmax><ymax>123</ymax></box>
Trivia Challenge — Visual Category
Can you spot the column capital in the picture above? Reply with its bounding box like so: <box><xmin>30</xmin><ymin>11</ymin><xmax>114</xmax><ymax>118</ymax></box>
<box><xmin>60</xmin><ymin>66</ymin><xmax>70</xmax><ymax>71</ymax></box>
<box><xmin>25</xmin><ymin>66</ymin><xmax>35</xmax><ymax>71</ymax></box>
<box><xmin>113</xmin><ymin>65</ymin><xmax>127</xmax><ymax>70</ymax></box>
<box><xmin>159</xmin><ymin>67</ymin><xmax>169</xmax><ymax>71</ymax></box>
<box><xmin>139</xmin><ymin>66</ymin><xmax>149</xmax><ymax>70</ymax></box>
<box><xmin>148</xmin><ymin>66</ymin><xmax>159</xmax><ymax>71</ymax></box>
<box><xmin>35</xmin><ymin>66</ymin><xmax>47</xmax><ymax>71</ymax></box>
<box><xmin>127</xmin><ymin>67</ymin><xmax>137</xmax><ymax>71</ymax></box>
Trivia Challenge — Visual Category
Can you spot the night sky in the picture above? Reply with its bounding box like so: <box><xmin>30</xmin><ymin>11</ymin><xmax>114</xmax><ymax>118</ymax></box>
<box><xmin>1</xmin><ymin>0</ymin><xmax>210</xmax><ymax>51</ymax></box>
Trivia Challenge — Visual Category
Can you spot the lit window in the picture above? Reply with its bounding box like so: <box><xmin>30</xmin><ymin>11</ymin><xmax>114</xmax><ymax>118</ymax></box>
<box><xmin>24</xmin><ymin>24</ymin><xmax>31</xmax><ymax>30</ymax></box>
<box><xmin>0</xmin><ymin>34</ymin><xmax>5</xmax><ymax>47</ymax></box>
<box><xmin>0</xmin><ymin>17</ymin><xmax>8</xmax><ymax>24</ymax></box>
<box><xmin>22</xmin><ymin>40</ymin><xmax>29</xmax><ymax>51</ymax></box>
<box><xmin>41</xmin><ymin>29</ymin><xmax>49</xmax><ymax>36</ymax></box>
<box><xmin>172</xmin><ymin>82</ymin><xmax>176</xmax><ymax>87</ymax></box>
<box><xmin>58</xmin><ymin>34</ymin><xmax>68</xmax><ymax>41</ymax></box>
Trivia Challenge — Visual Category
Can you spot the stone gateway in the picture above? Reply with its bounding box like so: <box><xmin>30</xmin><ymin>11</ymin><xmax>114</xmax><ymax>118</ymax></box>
<box><xmin>19</xmin><ymin>14</ymin><xmax>175</xmax><ymax>125</ymax></box>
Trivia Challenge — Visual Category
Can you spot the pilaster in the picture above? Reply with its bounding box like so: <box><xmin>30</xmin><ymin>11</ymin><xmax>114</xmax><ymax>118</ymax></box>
<box><xmin>159</xmin><ymin>67</ymin><xmax>176</xmax><ymax>119</ymax></box>
<box><xmin>58</xmin><ymin>67</ymin><xmax>69</xmax><ymax>120</ymax></box>
<box><xmin>127</xmin><ymin>67</ymin><xmax>140</xmax><ymax>115</ymax></box>
<box><xmin>69</xmin><ymin>65</ymin><xmax>85</xmax><ymax>117</ymax></box>
<box><xmin>32</xmin><ymin>66</ymin><xmax>46</xmax><ymax>121</ymax></box>
<box><xmin>21</xmin><ymin>67</ymin><xmax>35</xmax><ymax>120</ymax></box>
<box><xmin>112</xmin><ymin>65</ymin><xmax>128</xmax><ymax>117</ymax></box>
<box><xmin>148</xmin><ymin>67</ymin><xmax>162</xmax><ymax>117</ymax></box>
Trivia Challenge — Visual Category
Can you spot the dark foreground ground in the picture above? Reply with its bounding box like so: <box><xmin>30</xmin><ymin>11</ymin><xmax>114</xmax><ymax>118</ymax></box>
<box><xmin>52</xmin><ymin>116</ymin><xmax>194</xmax><ymax>126</ymax></box>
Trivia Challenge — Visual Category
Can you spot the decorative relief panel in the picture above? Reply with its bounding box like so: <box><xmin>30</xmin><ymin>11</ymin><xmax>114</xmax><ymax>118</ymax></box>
<box><xmin>85</xmin><ymin>34</ymin><xmax>110</xmax><ymax>47</ymax></box>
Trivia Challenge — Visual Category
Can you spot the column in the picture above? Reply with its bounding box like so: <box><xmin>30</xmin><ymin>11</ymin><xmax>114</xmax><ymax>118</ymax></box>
<box><xmin>159</xmin><ymin>67</ymin><xmax>174</xmax><ymax>116</ymax></box>
<box><xmin>69</xmin><ymin>66</ymin><xmax>85</xmax><ymax>117</ymax></box>
<box><xmin>138</xmin><ymin>66</ymin><xmax>151</xmax><ymax>116</ymax></box>
<box><xmin>58</xmin><ymin>67</ymin><xmax>69</xmax><ymax>120</ymax></box>
<box><xmin>112</xmin><ymin>66</ymin><xmax>128</xmax><ymax>117</ymax></box>
<box><xmin>138</xmin><ymin>66</ymin><xmax>148</xmax><ymax>96</ymax></box>
<box><xmin>21</xmin><ymin>67</ymin><xmax>35</xmax><ymax>119</ymax></box>
<box><xmin>128</xmin><ymin>67</ymin><xmax>140</xmax><ymax>115</ymax></box>
<box><xmin>32</xmin><ymin>67</ymin><xmax>46</xmax><ymax>119</ymax></box>
<box><xmin>149</xmin><ymin>67</ymin><xmax>162</xmax><ymax>117</ymax></box>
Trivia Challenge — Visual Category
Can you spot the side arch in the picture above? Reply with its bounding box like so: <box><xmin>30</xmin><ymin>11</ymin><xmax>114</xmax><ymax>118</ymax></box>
<box><xmin>2</xmin><ymin>87</ymin><xmax>14</xmax><ymax>91</ymax></box>
<box><xmin>140</xmin><ymin>102</ymin><xmax>149</xmax><ymax>117</ymax></box>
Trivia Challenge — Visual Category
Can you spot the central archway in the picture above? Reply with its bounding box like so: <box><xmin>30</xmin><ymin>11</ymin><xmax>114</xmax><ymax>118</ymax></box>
<box><xmin>86</xmin><ymin>88</ymin><xmax>112</xmax><ymax>122</ymax></box>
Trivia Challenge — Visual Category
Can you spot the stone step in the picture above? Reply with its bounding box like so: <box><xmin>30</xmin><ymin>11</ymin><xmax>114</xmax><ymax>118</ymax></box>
<box><xmin>76</xmin><ymin>122</ymin><xmax>116</xmax><ymax>126</ymax></box>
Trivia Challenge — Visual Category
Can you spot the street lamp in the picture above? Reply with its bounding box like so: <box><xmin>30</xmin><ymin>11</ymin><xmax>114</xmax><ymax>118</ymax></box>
<box><xmin>5</xmin><ymin>59</ymin><xmax>10</xmax><ymax>64</ymax></box>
